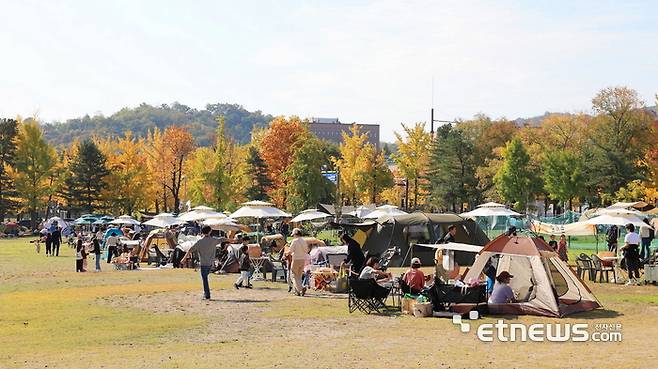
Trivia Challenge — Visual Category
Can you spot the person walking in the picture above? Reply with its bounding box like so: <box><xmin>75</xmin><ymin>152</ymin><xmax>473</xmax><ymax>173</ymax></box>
<box><xmin>288</xmin><ymin>228</ymin><xmax>308</xmax><ymax>296</ymax></box>
<box><xmin>52</xmin><ymin>226</ymin><xmax>62</xmax><ymax>256</ymax></box>
<box><xmin>183</xmin><ymin>225</ymin><xmax>219</xmax><ymax>300</ymax></box>
<box><xmin>234</xmin><ymin>245</ymin><xmax>253</xmax><ymax>289</ymax></box>
<box><xmin>91</xmin><ymin>236</ymin><xmax>102</xmax><ymax>272</ymax></box>
<box><xmin>622</xmin><ymin>223</ymin><xmax>641</xmax><ymax>286</ymax></box>
<box><xmin>45</xmin><ymin>232</ymin><xmax>53</xmax><ymax>256</ymax></box>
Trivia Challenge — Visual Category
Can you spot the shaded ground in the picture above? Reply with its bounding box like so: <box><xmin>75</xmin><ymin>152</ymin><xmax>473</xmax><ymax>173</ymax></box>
<box><xmin>1</xmin><ymin>239</ymin><xmax>657</xmax><ymax>369</ymax></box>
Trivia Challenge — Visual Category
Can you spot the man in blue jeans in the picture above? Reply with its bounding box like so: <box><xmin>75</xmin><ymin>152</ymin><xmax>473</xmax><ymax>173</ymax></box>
<box><xmin>184</xmin><ymin>225</ymin><xmax>220</xmax><ymax>300</ymax></box>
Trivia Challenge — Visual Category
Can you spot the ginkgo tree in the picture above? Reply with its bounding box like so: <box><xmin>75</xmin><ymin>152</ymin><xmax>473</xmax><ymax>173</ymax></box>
<box><xmin>392</xmin><ymin>122</ymin><xmax>431</xmax><ymax>210</ymax></box>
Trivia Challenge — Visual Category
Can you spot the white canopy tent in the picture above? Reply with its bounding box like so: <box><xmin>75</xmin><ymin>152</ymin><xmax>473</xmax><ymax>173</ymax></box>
<box><xmin>110</xmin><ymin>215</ymin><xmax>140</xmax><ymax>226</ymax></box>
<box><xmin>143</xmin><ymin>213</ymin><xmax>184</xmax><ymax>228</ymax></box>
<box><xmin>362</xmin><ymin>205</ymin><xmax>408</xmax><ymax>219</ymax></box>
<box><xmin>460</xmin><ymin>207</ymin><xmax>521</xmax><ymax>218</ymax></box>
<box><xmin>178</xmin><ymin>210</ymin><xmax>227</xmax><ymax>222</ymax></box>
<box><xmin>291</xmin><ymin>209</ymin><xmax>330</xmax><ymax>223</ymax></box>
<box><xmin>477</xmin><ymin>202</ymin><xmax>507</xmax><ymax>208</ymax></box>
<box><xmin>347</xmin><ymin>205</ymin><xmax>374</xmax><ymax>218</ymax></box>
<box><xmin>202</xmin><ymin>218</ymin><xmax>244</xmax><ymax>232</ymax></box>
<box><xmin>585</xmin><ymin>214</ymin><xmax>651</xmax><ymax>228</ymax></box>
<box><xmin>230</xmin><ymin>201</ymin><xmax>291</xmax><ymax>219</ymax></box>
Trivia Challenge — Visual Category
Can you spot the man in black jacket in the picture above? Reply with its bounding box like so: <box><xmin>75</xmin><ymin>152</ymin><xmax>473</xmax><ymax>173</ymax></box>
<box><xmin>52</xmin><ymin>227</ymin><xmax>62</xmax><ymax>256</ymax></box>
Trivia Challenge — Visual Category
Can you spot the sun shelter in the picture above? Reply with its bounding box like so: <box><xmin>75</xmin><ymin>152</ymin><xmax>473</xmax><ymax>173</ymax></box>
<box><xmin>110</xmin><ymin>215</ymin><xmax>141</xmax><ymax>226</ymax></box>
<box><xmin>362</xmin><ymin>205</ymin><xmax>408</xmax><ymax>219</ymax></box>
<box><xmin>291</xmin><ymin>209</ymin><xmax>330</xmax><ymax>223</ymax></box>
<box><xmin>464</xmin><ymin>235</ymin><xmax>600</xmax><ymax>317</ymax></box>
<box><xmin>355</xmin><ymin>213</ymin><xmax>489</xmax><ymax>266</ymax></box>
<box><xmin>143</xmin><ymin>213</ymin><xmax>184</xmax><ymax>228</ymax></box>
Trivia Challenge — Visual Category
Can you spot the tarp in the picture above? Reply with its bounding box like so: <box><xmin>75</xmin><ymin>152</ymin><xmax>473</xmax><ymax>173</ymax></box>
<box><xmin>415</xmin><ymin>242</ymin><xmax>484</xmax><ymax>253</ymax></box>
<box><xmin>346</xmin><ymin>213</ymin><xmax>489</xmax><ymax>266</ymax></box>
<box><xmin>530</xmin><ymin>220</ymin><xmax>596</xmax><ymax>236</ymax></box>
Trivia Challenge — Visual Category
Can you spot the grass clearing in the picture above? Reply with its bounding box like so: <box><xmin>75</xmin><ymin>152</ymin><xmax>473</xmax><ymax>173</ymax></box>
<box><xmin>1</xmin><ymin>238</ymin><xmax>657</xmax><ymax>369</ymax></box>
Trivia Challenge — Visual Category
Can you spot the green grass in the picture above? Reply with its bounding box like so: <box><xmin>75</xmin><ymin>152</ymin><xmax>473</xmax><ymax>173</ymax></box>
<box><xmin>2</xmin><ymin>237</ymin><xmax>658</xmax><ymax>369</ymax></box>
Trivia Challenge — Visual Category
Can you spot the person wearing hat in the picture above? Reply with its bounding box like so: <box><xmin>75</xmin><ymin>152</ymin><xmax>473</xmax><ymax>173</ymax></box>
<box><xmin>621</xmin><ymin>223</ymin><xmax>641</xmax><ymax>286</ymax></box>
<box><xmin>403</xmin><ymin>257</ymin><xmax>426</xmax><ymax>294</ymax></box>
<box><xmin>487</xmin><ymin>271</ymin><xmax>517</xmax><ymax>304</ymax></box>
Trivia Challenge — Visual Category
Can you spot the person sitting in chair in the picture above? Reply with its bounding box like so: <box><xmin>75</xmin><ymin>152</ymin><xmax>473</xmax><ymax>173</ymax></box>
<box><xmin>359</xmin><ymin>257</ymin><xmax>392</xmax><ymax>283</ymax></box>
<box><xmin>358</xmin><ymin>257</ymin><xmax>391</xmax><ymax>299</ymax></box>
<box><xmin>403</xmin><ymin>257</ymin><xmax>426</xmax><ymax>294</ymax></box>
<box><xmin>487</xmin><ymin>271</ymin><xmax>517</xmax><ymax>304</ymax></box>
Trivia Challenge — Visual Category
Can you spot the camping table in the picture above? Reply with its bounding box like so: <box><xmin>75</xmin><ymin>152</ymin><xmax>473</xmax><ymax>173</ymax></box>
<box><xmin>601</xmin><ymin>256</ymin><xmax>626</xmax><ymax>284</ymax></box>
<box><xmin>250</xmin><ymin>257</ymin><xmax>268</xmax><ymax>281</ymax></box>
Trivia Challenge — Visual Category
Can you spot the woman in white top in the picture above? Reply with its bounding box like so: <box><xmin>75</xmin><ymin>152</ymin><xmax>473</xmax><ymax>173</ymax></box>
<box><xmin>622</xmin><ymin>223</ymin><xmax>641</xmax><ymax>285</ymax></box>
<box><xmin>288</xmin><ymin>228</ymin><xmax>309</xmax><ymax>296</ymax></box>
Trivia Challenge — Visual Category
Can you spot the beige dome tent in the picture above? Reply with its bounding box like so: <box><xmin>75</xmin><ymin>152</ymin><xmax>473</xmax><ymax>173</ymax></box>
<box><xmin>464</xmin><ymin>235</ymin><xmax>600</xmax><ymax>317</ymax></box>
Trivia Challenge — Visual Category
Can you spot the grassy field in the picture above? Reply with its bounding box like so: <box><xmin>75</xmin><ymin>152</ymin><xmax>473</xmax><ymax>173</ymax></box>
<box><xmin>1</xmin><ymin>238</ymin><xmax>657</xmax><ymax>369</ymax></box>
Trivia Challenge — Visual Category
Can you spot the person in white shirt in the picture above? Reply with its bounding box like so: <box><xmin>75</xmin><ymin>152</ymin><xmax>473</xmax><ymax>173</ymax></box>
<box><xmin>288</xmin><ymin>228</ymin><xmax>308</xmax><ymax>296</ymax></box>
<box><xmin>105</xmin><ymin>234</ymin><xmax>120</xmax><ymax>264</ymax></box>
<box><xmin>622</xmin><ymin>223</ymin><xmax>641</xmax><ymax>285</ymax></box>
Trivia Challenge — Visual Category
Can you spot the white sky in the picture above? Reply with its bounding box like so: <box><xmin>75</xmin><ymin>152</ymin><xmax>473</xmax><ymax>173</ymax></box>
<box><xmin>1</xmin><ymin>0</ymin><xmax>657</xmax><ymax>141</ymax></box>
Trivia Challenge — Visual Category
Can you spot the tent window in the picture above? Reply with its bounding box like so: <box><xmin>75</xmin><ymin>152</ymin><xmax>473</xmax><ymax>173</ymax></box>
<box><xmin>405</xmin><ymin>225</ymin><xmax>430</xmax><ymax>244</ymax></box>
<box><xmin>548</xmin><ymin>260</ymin><xmax>568</xmax><ymax>297</ymax></box>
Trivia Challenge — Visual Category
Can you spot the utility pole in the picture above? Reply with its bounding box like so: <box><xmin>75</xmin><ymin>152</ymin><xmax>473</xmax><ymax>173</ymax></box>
<box><xmin>431</xmin><ymin>108</ymin><xmax>457</xmax><ymax>136</ymax></box>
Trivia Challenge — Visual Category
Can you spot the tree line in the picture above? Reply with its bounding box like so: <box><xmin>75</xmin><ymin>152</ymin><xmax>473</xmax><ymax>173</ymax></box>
<box><xmin>0</xmin><ymin>86</ymin><xmax>656</xmax><ymax>228</ymax></box>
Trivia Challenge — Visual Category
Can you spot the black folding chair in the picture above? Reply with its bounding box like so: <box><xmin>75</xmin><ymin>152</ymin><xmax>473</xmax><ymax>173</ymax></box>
<box><xmin>348</xmin><ymin>279</ymin><xmax>390</xmax><ymax>314</ymax></box>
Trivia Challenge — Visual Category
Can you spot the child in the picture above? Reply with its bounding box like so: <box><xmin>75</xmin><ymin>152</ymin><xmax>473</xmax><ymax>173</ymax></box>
<box><xmin>234</xmin><ymin>245</ymin><xmax>252</xmax><ymax>289</ymax></box>
<box><xmin>75</xmin><ymin>238</ymin><xmax>86</xmax><ymax>272</ymax></box>
<box><xmin>557</xmin><ymin>234</ymin><xmax>568</xmax><ymax>262</ymax></box>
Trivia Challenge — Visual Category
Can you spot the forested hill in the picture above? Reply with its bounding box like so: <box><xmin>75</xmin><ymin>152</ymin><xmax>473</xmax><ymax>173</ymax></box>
<box><xmin>42</xmin><ymin>102</ymin><xmax>274</xmax><ymax>147</ymax></box>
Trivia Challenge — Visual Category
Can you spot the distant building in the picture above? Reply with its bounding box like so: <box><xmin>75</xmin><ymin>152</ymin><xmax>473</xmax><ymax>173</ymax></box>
<box><xmin>308</xmin><ymin>117</ymin><xmax>380</xmax><ymax>147</ymax></box>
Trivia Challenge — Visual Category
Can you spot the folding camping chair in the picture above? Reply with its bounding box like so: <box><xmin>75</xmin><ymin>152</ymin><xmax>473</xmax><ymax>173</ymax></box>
<box><xmin>348</xmin><ymin>279</ymin><xmax>389</xmax><ymax>314</ymax></box>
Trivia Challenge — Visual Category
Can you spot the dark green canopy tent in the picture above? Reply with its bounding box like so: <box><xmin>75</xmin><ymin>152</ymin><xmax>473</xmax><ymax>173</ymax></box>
<box><xmin>351</xmin><ymin>213</ymin><xmax>489</xmax><ymax>267</ymax></box>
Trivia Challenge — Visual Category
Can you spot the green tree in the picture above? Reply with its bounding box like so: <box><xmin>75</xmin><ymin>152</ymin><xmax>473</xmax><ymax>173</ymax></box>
<box><xmin>494</xmin><ymin>138</ymin><xmax>540</xmax><ymax>211</ymax></box>
<box><xmin>587</xmin><ymin>86</ymin><xmax>653</xmax><ymax>200</ymax></box>
<box><xmin>428</xmin><ymin>124</ymin><xmax>478</xmax><ymax>212</ymax></box>
<box><xmin>285</xmin><ymin>135</ymin><xmax>334</xmax><ymax>213</ymax></box>
<box><xmin>63</xmin><ymin>140</ymin><xmax>110</xmax><ymax>213</ymax></box>
<box><xmin>9</xmin><ymin>119</ymin><xmax>57</xmax><ymax>228</ymax></box>
<box><xmin>244</xmin><ymin>146</ymin><xmax>272</xmax><ymax>201</ymax></box>
<box><xmin>541</xmin><ymin>150</ymin><xmax>584</xmax><ymax>211</ymax></box>
<box><xmin>0</xmin><ymin>118</ymin><xmax>18</xmax><ymax>221</ymax></box>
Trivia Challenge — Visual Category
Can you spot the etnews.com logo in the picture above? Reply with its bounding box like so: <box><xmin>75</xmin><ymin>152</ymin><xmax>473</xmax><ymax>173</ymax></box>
<box><xmin>453</xmin><ymin>311</ymin><xmax>623</xmax><ymax>342</ymax></box>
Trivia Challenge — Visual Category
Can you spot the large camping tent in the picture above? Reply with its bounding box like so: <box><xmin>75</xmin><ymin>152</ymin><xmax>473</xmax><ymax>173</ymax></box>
<box><xmin>464</xmin><ymin>235</ymin><xmax>600</xmax><ymax>317</ymax></box>
<box><xmin>349</xmin><ymin>213</ymin><xmax>489</xmax><ymax>266</ymax></box>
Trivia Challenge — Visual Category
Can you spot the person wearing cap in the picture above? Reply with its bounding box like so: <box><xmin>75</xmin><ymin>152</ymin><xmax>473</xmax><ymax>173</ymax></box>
<box><xmin>288</xmin><ymin>228</ymin><xmax>309</xmax><ymax>296</ymax></box>
<box><xmin>403</xmin><ymin>257</ymin><xmax>426</xmax><ymax>294</ymax></box>
<box><xmin>487</xmin><ymin>271</ymin><xmax>517</xmax><ymax>304</ymax></box>
<box><xmin>621</xmin><ymin>223</ymin><xmax>641</xmax><ymax>286</ymax></box>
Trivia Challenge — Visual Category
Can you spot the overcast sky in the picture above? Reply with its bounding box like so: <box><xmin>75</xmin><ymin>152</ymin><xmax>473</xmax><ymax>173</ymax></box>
<box><xmin>1</xmin><ymin>0</ymin><xmax>657</xmax><ymax>141</ymax></box>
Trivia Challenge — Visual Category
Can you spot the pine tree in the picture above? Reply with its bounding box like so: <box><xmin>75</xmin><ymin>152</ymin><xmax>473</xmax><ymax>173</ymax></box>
<box><xmin>0</xmin><ymin>118</ymin><xmax>18</xmax><ymax>221</ymax></box>
<box><xmin>427</xmin><ymin>124</ymin><xmax>478</xmax><ymax>212</ymax></box>
<box><xmin>63</xmin><ymin>140</ymin><xmax>110</xmax><ymax>213</ymax></box>
<box><xmin>244</xmin><ymin>146</ymin><xmax>272</xmax><ymax>201</ymax></box>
